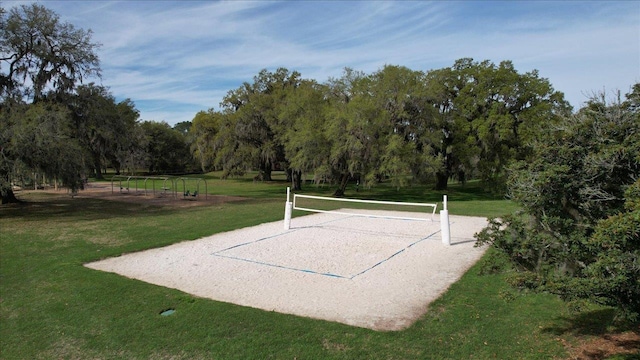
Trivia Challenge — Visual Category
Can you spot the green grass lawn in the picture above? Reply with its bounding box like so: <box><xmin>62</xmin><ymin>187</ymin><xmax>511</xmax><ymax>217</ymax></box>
<box><xmin>0</xmin><ymin>177</ymin><xmax>627</xmax><ymax>359</ymax></box>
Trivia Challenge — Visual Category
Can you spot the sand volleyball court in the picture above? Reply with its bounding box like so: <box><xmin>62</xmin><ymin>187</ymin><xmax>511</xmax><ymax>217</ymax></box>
<box><xmin>85</xmin><ymin>211</ymin><xmax>488</xmax><ymax>331</ymax></box>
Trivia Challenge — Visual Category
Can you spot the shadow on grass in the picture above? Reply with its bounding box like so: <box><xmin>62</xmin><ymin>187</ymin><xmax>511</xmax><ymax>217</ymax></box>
<box><xmin>542</xmin><ymin>309</ymin><xmax>640</xmax><ymax>359</ymax></box>
<box><xmin>1</xmin><ymin>189</ymin><xmax>278</xmax><ymax>222</ymax></box>
<box><xmin>542</xmin><ymin>308</ymin><xmax>639</xmax><ymax>337</ymax></box>
<box><xmin>0</xmin><ymin>191</ymin><xmax>264</xmax><ymax>223</ymax></box>
<box><xmin>544</xmin><ymin>309</ymin><xmax>616</xmax><ymax>336</ymax></box>
<box><xmin>0</xmin><ymin>196</ymin><xmax>175</xmax><ymax>222</ymax></box>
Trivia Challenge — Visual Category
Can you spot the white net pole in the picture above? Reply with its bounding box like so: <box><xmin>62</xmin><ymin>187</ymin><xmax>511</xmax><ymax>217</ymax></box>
<box><xmin>284</xmin><ymin>187</ymin><xmax>292</xmax><ymax>230</ymax></box>
<box><xmin>440</xmin><ymin>195</ymin><xmax>451</xmax><ymax>246</ymax></box>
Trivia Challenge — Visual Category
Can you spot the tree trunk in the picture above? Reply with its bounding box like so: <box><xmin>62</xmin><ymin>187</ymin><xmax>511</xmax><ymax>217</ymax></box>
<box><xmin>1</xmin><ymin>188</ymin><xmax>20</xmax><ymax>204</ymax></box>
<box><xmin>93</xmin><ymin>157</ymin><xmax>104</xmax><ymax>180</ymax></box>
<box><xmin>262</xmin><ymin>167</ymin><xmax>272</xmax><ymax>181</ymax></box>
<box><xmin>435</xmin><ymin>172</ymin><xmax>448</xmax><ymax>191</ymax></box>
<box><xmin>260</xmin><ymin>161</ymin><xmax>272</xmax><ymax>181</ymax></box>
<box><xmin>285</xmin><ymin>168</ymin><xmax>292</xmax><ymax>183</ymax></box>
<box><xmin>291</xmin><ymin>170</ymin><xmax>302</xmax><ymax>191</ymax></box>
<box><xmin>333</xmin><ymin>173</ymin><xmax>350</xmax><ymax>197</ymax></box>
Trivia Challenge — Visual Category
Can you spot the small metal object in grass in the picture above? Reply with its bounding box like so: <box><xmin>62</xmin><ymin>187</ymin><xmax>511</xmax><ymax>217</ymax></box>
<box><xmin>160</xmin><ymin>308</ymin><xmax>175</xmax><ymax>316</ymax></box>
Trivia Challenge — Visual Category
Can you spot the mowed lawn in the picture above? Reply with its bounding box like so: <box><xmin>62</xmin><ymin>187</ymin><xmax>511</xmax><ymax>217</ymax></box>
<box><xmin>0</xmin><ymin>177</ymin><xmax>624</xmax><ymax>359</ymax></box>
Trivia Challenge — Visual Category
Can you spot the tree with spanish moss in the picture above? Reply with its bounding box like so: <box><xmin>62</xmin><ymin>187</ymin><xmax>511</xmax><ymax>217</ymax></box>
<box><xmin>1</xmin><ymin>3</ymin><xmax>100</xmax><ymax>102</ymax></box>
<box><xmin>424</xmin><ymin>58</ymin><xmax>569</xmax><ymax>190</ymax></box>
<box><xmin>1</xmin><ymin>3</ymin><xmax>102</xmax><ymax>203</ymax></box>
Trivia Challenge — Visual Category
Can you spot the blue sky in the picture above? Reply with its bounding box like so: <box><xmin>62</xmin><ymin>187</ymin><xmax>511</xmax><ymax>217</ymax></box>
<box><xmin>9</xmin><ymin>1</ymin><xmax>639</xmax><ymax>125</ymax></box>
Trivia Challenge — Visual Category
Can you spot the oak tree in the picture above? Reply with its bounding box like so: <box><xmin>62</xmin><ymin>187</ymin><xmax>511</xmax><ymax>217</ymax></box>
<box><xmin>1</xmin><ymin>3</ymin><xmax>100</xmax><ymax>102</ymax></box>
<box><xmin>1</xmin><ymin>4</ymin><xmax>101</xmax><ymax>203</ymax></box>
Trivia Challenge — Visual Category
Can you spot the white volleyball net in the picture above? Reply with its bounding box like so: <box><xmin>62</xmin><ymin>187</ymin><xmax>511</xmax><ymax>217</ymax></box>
<box><xmin>292</xmin><ymin>194</ymin><xmax>438</xmax><ymax>222</ymax></box>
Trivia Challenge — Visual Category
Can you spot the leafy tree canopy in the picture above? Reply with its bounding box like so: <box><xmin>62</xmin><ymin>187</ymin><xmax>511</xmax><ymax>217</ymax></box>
<box><xmin>1</xmin><ymin>4</ymin><xmax>103</xmax><ymax>203</ymax></box>
<box><xmin>1</xmin><ymin>3</ymin><xmax>101</xmax><ymax>102</ymax></box>
<box><xmin>140</xmin><ymin>121</ymin><xmax>194</xmax><ymax>174</ymax></box>
<box><xmin>192</xmin><ymin>60</ymin><xmax>568</xmax><ymax>195</ymax></box>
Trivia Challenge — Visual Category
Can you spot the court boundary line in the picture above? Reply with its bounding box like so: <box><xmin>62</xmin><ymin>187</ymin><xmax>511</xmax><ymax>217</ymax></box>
<box><xmin>211</xmin><ymin>215</ymin><xmax>451</xmax><ymax>279</ymax></box>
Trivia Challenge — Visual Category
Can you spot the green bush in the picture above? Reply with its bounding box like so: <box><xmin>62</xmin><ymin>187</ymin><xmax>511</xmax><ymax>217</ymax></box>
<box><xmin>476</xmin><ymin>88</ymin><xmax>640</xmax><ymax>322</ymax></box>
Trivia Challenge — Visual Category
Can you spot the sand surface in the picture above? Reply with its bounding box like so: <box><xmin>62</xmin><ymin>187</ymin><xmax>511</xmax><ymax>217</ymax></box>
<box><xmin>85</xmin><ymin>211</ymin><xmax>488</xmax><ymax>331</ymax></box>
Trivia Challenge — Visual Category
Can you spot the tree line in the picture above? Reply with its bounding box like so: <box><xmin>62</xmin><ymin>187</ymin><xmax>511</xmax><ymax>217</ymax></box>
<box><xmin>191</xmin><ymin>62</ymin><xmax>570</xmax><ymax>195</ymax></box>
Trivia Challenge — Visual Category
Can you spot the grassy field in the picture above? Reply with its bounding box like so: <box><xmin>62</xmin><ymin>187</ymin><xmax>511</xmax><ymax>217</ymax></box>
<box><xmin>0</xmin><ymin>175</ymin><xmax>633</xmax><ymax>359</ymax></box>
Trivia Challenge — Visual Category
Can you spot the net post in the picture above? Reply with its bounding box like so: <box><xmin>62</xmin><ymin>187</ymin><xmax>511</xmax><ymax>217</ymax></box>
<box><xmin>284</xmin><ymin>187</ymin><xmax>293</xmax><ymax>230</ymax></box>
<box><xmin>440</xmin><ymin>195</ymin><xmax>451</xmax><ymax>246</ymax></box>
